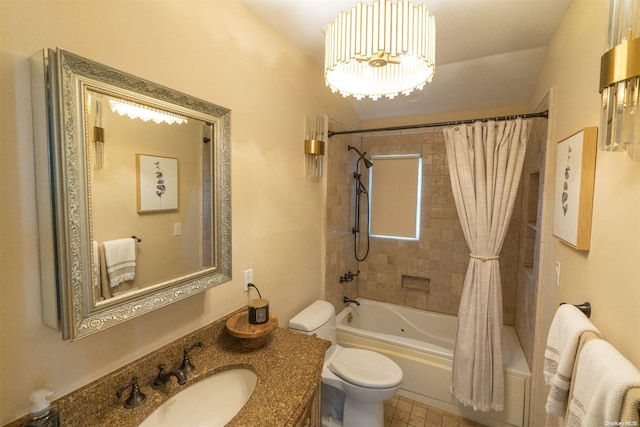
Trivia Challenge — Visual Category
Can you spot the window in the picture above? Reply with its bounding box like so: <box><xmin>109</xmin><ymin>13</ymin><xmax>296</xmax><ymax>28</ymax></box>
<box><xmin>369</xmin><ymin>154</ymin><xmax>422</xmax><ymax>240</ymax></box>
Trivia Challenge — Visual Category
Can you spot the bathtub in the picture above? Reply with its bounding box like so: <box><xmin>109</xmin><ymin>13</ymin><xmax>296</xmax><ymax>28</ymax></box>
<box><xmin>335</xmin><ymin>298</ymin><xmax>531</xmax><ymax>427</ymax></box>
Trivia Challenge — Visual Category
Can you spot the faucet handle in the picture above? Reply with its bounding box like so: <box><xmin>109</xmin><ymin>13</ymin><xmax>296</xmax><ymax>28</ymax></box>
<box><xmin>180</xmin><ymin>341</ymin><xmax>203</xmax><ymax>375</ymax></box>
<box><xmin>116</xmin><ymin>376</ymin><xmax>146</xmax><ymax>409</ymax></box>
<box><xmin>152</xmin><ymin>364</ymin><xmax>167</xmax><ymax>389</ymax></box>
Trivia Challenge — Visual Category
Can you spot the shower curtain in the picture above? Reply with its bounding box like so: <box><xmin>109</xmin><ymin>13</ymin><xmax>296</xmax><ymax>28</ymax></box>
<box><xmin>443</xmin><ymin>118</ymin><xmax>529</xmax><ymax>412</ymax></box>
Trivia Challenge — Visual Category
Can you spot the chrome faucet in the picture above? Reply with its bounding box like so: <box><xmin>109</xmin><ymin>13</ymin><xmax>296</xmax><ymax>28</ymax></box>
<box><xmin>152</xmin><ymin>364</ymin><xmax>187</xmax><ymax>390</ymax></box>
<box><xmin>343</xmin><ymin>296</ymin><xmax>360</xmax><ymax>306</ymax></box>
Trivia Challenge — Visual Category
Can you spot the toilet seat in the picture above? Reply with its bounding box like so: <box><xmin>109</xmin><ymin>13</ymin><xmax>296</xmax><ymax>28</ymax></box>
<box><xmin>328</xmin><ymin>348</ymin><xmax>402</xmax><ymax>389</ymax></box>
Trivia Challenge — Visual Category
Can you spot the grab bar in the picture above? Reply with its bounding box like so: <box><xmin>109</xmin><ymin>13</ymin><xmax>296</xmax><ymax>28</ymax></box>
<box><xmin>560</xmin><ymin>302</ymin><xmax>591</xmax><ymax>318</ymax></box>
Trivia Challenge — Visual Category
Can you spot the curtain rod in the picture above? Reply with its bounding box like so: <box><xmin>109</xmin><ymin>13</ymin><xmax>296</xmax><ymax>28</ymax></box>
<box><xmin>328</xmin><ymin>110</ymin><xmax>549</xmax><ymax>138</ymax></box>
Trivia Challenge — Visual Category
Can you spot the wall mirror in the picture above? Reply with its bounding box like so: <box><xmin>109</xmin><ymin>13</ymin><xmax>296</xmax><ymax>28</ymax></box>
<box><xmin>31</xmin><ymin>48</ymin><xmax>232</xmax><ymax>341</ymax></box>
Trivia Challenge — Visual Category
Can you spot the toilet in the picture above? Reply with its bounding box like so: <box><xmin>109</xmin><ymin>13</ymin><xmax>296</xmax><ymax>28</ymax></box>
<box><xmin>289</xmin><ymin>300</ymin><xmax>402</xmax><ymax>427</ymax></box>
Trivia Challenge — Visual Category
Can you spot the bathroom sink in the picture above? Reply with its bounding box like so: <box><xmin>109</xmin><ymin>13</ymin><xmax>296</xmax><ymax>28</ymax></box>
<box><xmin>139</xmin><ymin>368</ymin><xmax>257</xmax><ymax>427</ymax></box>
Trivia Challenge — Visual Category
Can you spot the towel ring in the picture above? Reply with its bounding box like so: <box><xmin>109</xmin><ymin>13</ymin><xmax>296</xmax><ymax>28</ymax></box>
<box><xmin>131</xmin><ymin>236</ymin><xmax>142</xmax><ymax>243</ymax></box>
<box><xmin>560</xmin><ymin>302</ymin><xmax>591</xmax><ymax>318</ymax></box>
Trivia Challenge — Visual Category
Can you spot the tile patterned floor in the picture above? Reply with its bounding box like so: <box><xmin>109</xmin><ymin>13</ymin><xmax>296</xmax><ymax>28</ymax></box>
<box><xmin>384</xmin><ymin>395</ymin><xmax>486</xmax><ymax>427</ymax></box>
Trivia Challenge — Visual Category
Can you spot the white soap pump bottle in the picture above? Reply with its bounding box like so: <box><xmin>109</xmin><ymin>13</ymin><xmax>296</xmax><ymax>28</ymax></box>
<box><xmin>23</xmin><ymin>389</ymin><xmax>60</xmax><ymax>427</ymax></box>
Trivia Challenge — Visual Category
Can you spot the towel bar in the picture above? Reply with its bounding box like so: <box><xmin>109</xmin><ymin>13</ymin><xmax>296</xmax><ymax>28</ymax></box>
<box><xmin>560</xmin><ymin>302</ymin><xmax>591</xmax><ymax>318</ymax></box>
<box><xmin>131</xmin><ymin>236</ymin><xmax>142</xmax><ymax>243</ymax></box>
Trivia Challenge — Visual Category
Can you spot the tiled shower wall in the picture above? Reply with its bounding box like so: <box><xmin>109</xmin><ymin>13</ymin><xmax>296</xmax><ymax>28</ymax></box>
<box><xmin>323</xmin><ymin>123</ymin><xmax>360</xmax><ymax>310</ymax></box>
<box><xmin>341</xmin><ymin>129</ymin><xmax>523</xmax><ymax>325</ymax></box>
<box><xmin>514</xmin><ymin>110</ymin><xmax>548</xmax><ymax>366</ymax></box>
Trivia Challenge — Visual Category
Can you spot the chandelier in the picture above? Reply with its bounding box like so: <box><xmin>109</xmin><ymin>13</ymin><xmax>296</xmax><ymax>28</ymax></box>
<box><xmin>324</xmin><ymin>0</ymin><xmax>435</xmax><ymax>100</ymax></box>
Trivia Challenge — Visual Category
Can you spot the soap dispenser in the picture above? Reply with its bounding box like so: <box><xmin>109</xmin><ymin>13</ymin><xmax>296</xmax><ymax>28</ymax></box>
<box><xmin>23</xmin><ymin>389</ymin><xmax>60</xmax><ymax>427</ymax></box>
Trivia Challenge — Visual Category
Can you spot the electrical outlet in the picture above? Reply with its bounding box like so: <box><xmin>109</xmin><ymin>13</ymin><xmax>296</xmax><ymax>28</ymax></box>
<box><xmin>243</xmin><ymin>268</ymin><xmax>253</xmax><ymax>292</ymax></box>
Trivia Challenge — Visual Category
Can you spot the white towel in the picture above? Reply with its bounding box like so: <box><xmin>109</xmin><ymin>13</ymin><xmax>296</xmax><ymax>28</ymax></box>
<box><xmin>102</xmin><ymin>238</ymin><xmax>136</xmax><ymax>287</ymax></box>
<box><xmin>565</xmin><ymin>339</ymin><xmax>640</xmax><ymax>426</ymax></box>
<box><xmin>544</xmin><ymin>304</ymin><xmax>601</xmax><ymax>416</ymax></box>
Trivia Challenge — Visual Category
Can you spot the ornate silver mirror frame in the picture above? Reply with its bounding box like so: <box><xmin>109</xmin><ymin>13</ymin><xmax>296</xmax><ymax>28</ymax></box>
<box><xmin>31</xmin><ymin>48</ymin><xmax>232</xmax><ymax>341</ymax></box>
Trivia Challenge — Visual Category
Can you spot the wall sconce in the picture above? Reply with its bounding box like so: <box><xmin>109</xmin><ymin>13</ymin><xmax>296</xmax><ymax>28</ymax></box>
<box><xmin>93</xmin><ymin>99</ymin><xmax>105</xmax><ymax>169</ymax></box>
<box><xmin>304</xmin><ymin>114</ymin><xmax>327</xmax><ymax>180</ymax></box>
<box><xmin>599</xmin><ymin>0</ymin><xmax>640</xmax><ymax>160</ymax></box>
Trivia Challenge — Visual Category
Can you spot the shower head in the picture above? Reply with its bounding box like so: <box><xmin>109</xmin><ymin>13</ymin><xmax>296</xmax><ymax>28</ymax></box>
<box><xmin>347</xmin><ymin>145</ymin><xmax>374</xmax><ymax>169</ymax></box>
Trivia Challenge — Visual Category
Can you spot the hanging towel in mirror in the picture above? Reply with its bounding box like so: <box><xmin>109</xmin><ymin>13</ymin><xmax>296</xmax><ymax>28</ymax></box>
<box><xmin>98</xmin><ymin>243</ymin><xmax>111</xmax><ymax>299</ymax></box>
<box><xmin>102</xmin><ymin>238</ymin><xmax>136</xmax><ymax>287</ymax></box>
<box><xmin>91</xmin><ymin>240</ymin><xmax>100</xmax><ymax>293</ymax></box>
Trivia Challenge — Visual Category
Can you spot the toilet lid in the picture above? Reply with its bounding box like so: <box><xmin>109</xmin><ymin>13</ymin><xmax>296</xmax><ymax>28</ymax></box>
<box><xmin>328</xmin><ymin>348</ymin><xmax>403</xmax><ymax>389</ymax></box>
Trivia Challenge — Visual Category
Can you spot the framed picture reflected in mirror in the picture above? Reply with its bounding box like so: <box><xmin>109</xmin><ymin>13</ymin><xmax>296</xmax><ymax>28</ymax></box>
<box><xmin>136</xmin><ymin>154</ymin><xmax>178</xmax><ymax>213</ymax></box>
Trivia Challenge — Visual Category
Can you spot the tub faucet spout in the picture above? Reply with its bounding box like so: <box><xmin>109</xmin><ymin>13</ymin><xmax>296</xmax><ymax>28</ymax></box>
<box><xmin>343</xmin><ymin>296</ymin><xmax>360</xmax><ymax>306</ymax></box>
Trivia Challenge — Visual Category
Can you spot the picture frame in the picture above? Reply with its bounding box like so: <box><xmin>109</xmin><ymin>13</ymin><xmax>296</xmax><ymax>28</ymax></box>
<box><xmin>136</xmin><ymin>154</ymin><xmax>178</xmax><ymax>213</ymax></box>
<box><xmin>552</xmin><ymin>127</ymin><xmax>598</xmax><ymax>250</ymax></box>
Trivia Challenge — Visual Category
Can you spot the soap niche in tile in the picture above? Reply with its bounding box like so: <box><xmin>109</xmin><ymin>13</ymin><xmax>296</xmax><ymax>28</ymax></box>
<box><xmin>401</xmin><ymin>275</ymin><xmax>430</xmax><ymax>293</ymax></box>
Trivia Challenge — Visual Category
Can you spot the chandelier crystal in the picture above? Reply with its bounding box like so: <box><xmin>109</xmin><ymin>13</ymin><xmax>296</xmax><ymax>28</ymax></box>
<box><xmin>324</xmin><ymin>0</ymin><xmax>435</xmax><ymax>100</ymax></box>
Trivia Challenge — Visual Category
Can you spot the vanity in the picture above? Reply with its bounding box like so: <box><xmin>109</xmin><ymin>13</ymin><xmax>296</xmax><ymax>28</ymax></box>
<box><xmin>5</xmin><ymin>310</ymin><xmax>329</xmax><ymax>427</ymax></box>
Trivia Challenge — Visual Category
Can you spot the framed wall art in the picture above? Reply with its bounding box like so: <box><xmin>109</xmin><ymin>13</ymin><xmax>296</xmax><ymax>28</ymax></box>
<box><xmin>136</xmin><ymin>154</ymin><xmax>178</xmax><ymax>213</ymax></box>
<box><xmin>552</xmin><ymin>127</ymin><xmax>598</xmax><ymax>250</ymax></box>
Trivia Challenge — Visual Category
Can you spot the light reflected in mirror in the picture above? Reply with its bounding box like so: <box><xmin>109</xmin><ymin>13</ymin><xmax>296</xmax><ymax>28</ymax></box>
<box><xmin>86</xmin><ymin>90</ymin><xmax>215</xmax><ymax>302</ymax></box>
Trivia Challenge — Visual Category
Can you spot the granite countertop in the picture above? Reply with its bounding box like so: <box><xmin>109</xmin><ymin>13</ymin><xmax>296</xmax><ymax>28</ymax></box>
<box><xmin>5</xmin><ymin>309</ymin><xmax>330</xmax><ymax>427</ymax></box>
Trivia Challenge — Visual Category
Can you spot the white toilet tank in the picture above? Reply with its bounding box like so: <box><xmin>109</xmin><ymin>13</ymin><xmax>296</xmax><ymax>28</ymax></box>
<box><xmin>289</xmin><ymin>300</ymin><xmax>337</xmax><ymax>344</ymax></box>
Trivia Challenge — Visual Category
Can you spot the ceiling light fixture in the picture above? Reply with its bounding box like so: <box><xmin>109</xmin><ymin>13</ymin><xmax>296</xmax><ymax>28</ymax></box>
<box><xmin>324</xmin><ymin>0</ymin><xmax>435</xmax><ymax>101</ymax></box>
<box><xmin>109</xmin><ymin>99</ymin><xmax>188</xmax><ymax>125</ymax></box>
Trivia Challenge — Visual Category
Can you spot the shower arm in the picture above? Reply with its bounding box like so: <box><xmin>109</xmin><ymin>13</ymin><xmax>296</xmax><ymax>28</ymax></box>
<box><xmin>348</xmin><ymin>145</ymin><xmax>374</xmax><ymax>169</ymax></box>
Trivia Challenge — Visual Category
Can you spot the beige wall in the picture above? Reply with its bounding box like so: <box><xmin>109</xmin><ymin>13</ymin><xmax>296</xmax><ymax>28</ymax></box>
<box><xmin>0</xmin><ymin>1</ymin><xmax>359</xmax><ymax>423</ymax></box>
<box><xmin>529</xmin><ymin>0</ymin><xmax>640</xmax><ymax>424</ymax></box>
